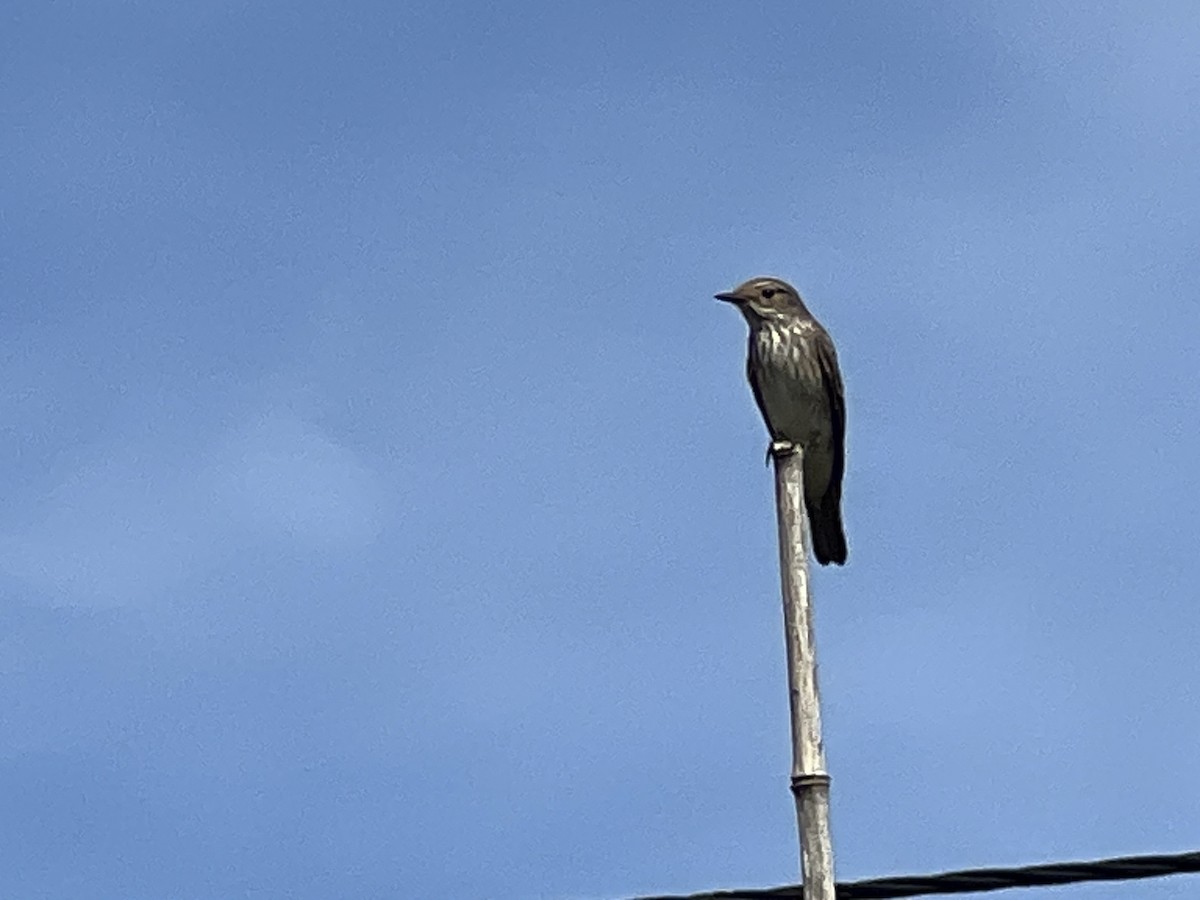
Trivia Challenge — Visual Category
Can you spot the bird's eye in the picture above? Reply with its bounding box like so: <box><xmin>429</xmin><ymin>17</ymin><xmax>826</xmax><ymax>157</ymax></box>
<box><xmin>762</xmin><ymin>288</ymin><xmax>777</xmax><ymax>299</ymax></box>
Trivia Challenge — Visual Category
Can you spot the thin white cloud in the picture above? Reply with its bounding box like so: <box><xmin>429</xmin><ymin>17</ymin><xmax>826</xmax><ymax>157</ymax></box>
<box><xmin>202</xmin><ymin>411</ymin><xmax>384</xmax><ymax>547</ymax></box>
<box><xmin>0</xmin><ymin>411</ymin><xmax>384</xmax><ymax>607</ymax></box>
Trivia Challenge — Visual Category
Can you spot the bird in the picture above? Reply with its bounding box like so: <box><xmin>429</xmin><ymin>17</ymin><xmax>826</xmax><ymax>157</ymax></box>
<box><xmin>715</xmin><ymin>276</ymin><xmax>848</xmax><ymax>566</ymax></box>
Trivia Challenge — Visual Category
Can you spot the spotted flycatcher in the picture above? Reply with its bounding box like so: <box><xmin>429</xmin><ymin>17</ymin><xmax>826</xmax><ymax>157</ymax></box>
<box><xmin>716</xmin><ymin>276</ymin><xmax>848</xmax><ymax>565</ymax></box>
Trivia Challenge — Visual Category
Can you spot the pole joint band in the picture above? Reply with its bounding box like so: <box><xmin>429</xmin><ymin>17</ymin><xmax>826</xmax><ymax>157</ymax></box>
<box><xmin>790</xmin><ymin>773</ymin><xmax>831</xmax><ymax>793</ymax></box>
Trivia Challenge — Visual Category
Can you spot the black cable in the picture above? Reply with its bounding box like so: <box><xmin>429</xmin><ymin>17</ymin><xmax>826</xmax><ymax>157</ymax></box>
<box><xmin>633</xmin><ymin>848</ymin><xmax>1200</xmax><ymax>900</ymax></box>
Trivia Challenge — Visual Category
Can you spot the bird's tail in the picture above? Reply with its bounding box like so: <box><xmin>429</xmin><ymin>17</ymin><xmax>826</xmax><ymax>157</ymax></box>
<box><xmin>809</xmin><ymin>502</ymin><xmax>847</xmax><ymax>566</ymax></box>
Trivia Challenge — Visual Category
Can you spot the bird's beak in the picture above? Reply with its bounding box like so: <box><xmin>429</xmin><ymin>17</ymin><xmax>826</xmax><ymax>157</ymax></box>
<box><xmin>714</xmin><ymin>291</ymin><xmax>744</xmax><ymax>304</ymax></box>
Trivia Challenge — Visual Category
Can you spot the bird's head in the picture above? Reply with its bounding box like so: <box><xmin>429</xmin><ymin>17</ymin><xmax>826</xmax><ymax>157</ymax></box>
<box><xmin>715</xmin><ymin>277</ymin><xmax>808</xmax><ymax>323</ymax></box>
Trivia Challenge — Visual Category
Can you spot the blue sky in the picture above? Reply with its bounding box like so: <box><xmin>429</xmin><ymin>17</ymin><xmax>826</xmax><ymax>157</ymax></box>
<box><xmin>3</xmin><ymin>2</ymin><xmax>1199</xmax><ymax>898</ymax></box>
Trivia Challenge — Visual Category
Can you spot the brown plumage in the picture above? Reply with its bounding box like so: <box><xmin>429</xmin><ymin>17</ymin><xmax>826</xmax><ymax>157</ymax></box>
<box><xmin>716</xmin><ymin>276</ymin><xmax>848</xmax><ymax>565</ymax></box>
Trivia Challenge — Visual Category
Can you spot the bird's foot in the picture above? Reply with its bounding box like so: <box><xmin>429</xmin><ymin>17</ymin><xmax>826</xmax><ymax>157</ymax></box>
<box><xmin>766</xmin><ymin>440</ymin><xmax>798</xmax><ymax>465</ymax></box>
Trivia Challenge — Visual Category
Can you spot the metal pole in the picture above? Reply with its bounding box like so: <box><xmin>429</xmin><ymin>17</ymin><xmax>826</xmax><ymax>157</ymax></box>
<box><xmin>772</xmin><ymin>444</ymin><xmax>835</xmax><ymax>899</ymax></box>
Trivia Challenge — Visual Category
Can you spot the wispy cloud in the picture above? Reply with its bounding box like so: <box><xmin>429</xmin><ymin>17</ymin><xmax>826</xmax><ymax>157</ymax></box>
<box><xmin>0</xmin><ymin>409</ymin><xmax>384</xmax><ymax>607</ymax></box>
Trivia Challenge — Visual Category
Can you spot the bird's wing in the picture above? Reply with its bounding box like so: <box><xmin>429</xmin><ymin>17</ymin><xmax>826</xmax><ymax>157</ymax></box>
<box><xmin>814</xmin><ymin>327</ymin><xmax>846</xmax><ymax>502</ymax></box>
